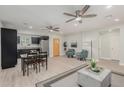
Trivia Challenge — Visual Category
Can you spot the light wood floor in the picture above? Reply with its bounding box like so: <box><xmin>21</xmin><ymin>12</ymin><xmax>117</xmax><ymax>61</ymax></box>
<box><xmin>0</xmin><ymin>57</ymin><xmax>124</xmax><ymax>87</ymax></box>
<box><xmin>97</xmin><ymin>59</ymin><xmax>124</xmax><ymax>75</ymax></box>
<box><xmin>0</xmin><ymin>56</ymin><xmax>86</xmax><ymax>87</ymax></box>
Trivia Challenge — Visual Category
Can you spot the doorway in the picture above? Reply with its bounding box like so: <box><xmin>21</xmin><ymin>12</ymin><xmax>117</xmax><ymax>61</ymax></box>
<box><xmin>110</xmin><ymin>30</ymin><xmax>120</xmax><ymax>60</ymax></box>
<box><xmin>53</xmin><ymin>38</ymin><xmax>60</xmax><ymax>57</ymax></box>
<box><xmin>99</xmin><ymin>29</ymin><xmax>120</xmax><ymax>61</ymax></box>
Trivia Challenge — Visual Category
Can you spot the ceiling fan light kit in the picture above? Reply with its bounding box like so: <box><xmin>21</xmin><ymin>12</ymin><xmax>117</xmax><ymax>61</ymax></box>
<box><xmin>64</xmin><ymin>5</ymin><xmax>97</xmax><ymax>23</ymax></box>
<box><xmin>50</xmin><ymin>29</ymin><xmax>53</xmax><ymax>32</ymax></box>
<box><xmin>76</xmin><ymin>17</ymin><xmax>82</xmax><ymax>21</ymax></box>
<box><xmin>41</xmin><ymin>25</ymin><xmax>60</xmax><ymax>33</ymax></box>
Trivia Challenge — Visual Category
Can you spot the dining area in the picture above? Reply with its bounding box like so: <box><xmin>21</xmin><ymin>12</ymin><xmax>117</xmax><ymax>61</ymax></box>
<box><xmin>20</xmin><ymin>50</ymin><xmax>48</xmax><ymax>76</ymax></box>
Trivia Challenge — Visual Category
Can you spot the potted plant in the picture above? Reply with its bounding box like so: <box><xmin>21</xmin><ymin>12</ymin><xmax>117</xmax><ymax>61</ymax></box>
<box><xmin>90</xmin><ymin>59</ymin><xmax>100</xmax><ymax>72</ymax></box>
<box><xmin>90</xmin><ymin>59</ymin><xmax>96</xmax><ymax>71</ymax></box>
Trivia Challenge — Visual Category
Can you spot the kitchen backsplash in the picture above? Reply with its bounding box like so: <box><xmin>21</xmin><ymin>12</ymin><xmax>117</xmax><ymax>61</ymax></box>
<box><xmin>17</xmin><ymin>33</ymin><xmax>40</xmax><ymax>49</ymax></box>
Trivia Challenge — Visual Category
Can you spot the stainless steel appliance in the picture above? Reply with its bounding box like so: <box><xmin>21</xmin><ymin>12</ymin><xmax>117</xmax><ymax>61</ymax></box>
<box><xmin>40</xmin><ymin>36</ymin><xmax>49</xmax><ymax>56</ymax></box>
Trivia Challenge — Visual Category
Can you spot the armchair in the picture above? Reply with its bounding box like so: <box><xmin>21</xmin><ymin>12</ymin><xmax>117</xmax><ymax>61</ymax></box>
<box><xmin>76</xmin><ymin>49</ymin><xmax>88</xmax><ymax>61</ymax></box>
<box><xmin>66</xmin><ymin>49</ymin><xmax>75</xmax><ymax>58</ymax></box>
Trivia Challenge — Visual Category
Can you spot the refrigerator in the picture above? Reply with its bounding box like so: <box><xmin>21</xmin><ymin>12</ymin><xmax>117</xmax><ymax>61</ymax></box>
<box><xmin>40</xmin><ymin>36</ymin><xmax>49</xmax><ymax>56</ymax></box>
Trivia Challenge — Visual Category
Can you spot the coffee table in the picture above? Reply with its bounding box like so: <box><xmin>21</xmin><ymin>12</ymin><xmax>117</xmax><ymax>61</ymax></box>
<box><xmin>77</xmin><ymin>67</ymin><xmax>111</xmax><ymax>87</ymax></box>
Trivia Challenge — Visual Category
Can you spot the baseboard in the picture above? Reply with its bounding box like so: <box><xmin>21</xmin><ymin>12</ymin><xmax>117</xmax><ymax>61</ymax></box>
<box><xmin>99</xmin><ymin>57</ymin><xmax>111</xmax><ymax>60</ymax></box>
<box><xmin>119</xmin><ymin>63</ymin><xmax>124</xmax><ymax>66</ymax></box>
<box><xmin>50</xmin><ymin>54</ymin><xmax>65</xmax><ymax>57</ymax></box>
<box><xmin>60</xmin><ymin>54</ymin><xmax>65</xmax><ymax>56</ymax></box>
<box><xmin>99</xmin><ymin>58</ymin><xmax>120</xmax><ymax>63</ymax></box>
<box><xmin>111</xmin><ymin>59</ymin><xmax>118</xmax><ymax>61</ymax></box>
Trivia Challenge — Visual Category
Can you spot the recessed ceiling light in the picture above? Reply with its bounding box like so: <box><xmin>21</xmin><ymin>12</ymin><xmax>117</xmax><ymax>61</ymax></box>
<box><xmin>106</xmin><ymin>5</ymin><xmax>112</xmax><ymax>9</ymax></box>
<box><xmin>114</xmin><ymin>18</ymin><xmax>120</xmax><ymax>22</ymax></box>
<box><xmin>29</xmin><ymin>26</ymin><xmax>32</xmax><ymax>29</ymax></box>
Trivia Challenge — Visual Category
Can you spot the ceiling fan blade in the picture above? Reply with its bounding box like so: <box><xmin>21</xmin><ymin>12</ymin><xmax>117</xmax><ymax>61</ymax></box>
<box><xmin>54</xmin><ymin>27</ymin><xmax>60</xmax><ymax>29</ymax></box>
<box><xmin>63</xmin><ymin>12</ymin><xmax>76</xmax><ymax>17</ymax></box>
<box><xmin>66</xmin><ymin>18</ymin><xmax>76</xmax><ymax>23</ymax></box>
<box><xmin>53</xmin><ymin>29</ymin><xmax>59</xmax><ymax>32</ymax></box>
<box><xmin>81</xmin><ymin>5</ymin><xmax>90</xmax><ymax>15</ymax></box>
<box><xmin>82</xmin><ymin>14</ymin><xmax>97</xmax><ymax>18</ymax></box>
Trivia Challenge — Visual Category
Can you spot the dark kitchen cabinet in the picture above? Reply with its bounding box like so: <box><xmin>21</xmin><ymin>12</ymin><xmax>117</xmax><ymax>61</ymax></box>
<box><xmin>1</xmin><ymin>28</ymin><xmax>17</xmax><ymax>69</ymax></box>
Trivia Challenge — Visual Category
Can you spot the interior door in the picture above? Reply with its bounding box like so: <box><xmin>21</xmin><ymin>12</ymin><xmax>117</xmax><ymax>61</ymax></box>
<box><xmin>110</xmin><ymin>32</ymin><xmax>120</xmax><ymax>60</ymax></box>
<box><xmin>53</xmin><ymin>38</ymin><xmax>60</xmax><ymax>57</ymax></box>
<box><xmin>99</xmin><ymin>31</ymin><xmax>120</xmax><ymax>60</ymax></box>
<box><xmin>99</xmin><ymin>33</ymin><xmax>111</xmax><ymax>59</ymax></box>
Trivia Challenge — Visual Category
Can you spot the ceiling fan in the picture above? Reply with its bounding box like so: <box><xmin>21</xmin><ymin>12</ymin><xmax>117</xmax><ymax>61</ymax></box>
<box><xmin>41</xmin><ymin>26</ymin><xmax>60</xmax><ymax>32</ymax></box>
<box><xmin>63</xmin><ymin>5</ymin><xmax>97</xmax><ymax>23</ymax></box>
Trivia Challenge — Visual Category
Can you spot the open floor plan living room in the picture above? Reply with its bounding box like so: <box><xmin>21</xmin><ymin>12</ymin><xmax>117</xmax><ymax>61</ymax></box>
<box><xmin>0</xmin><ymin>5</ymin><xmax>124</xmax><ymax>87</ymax></box>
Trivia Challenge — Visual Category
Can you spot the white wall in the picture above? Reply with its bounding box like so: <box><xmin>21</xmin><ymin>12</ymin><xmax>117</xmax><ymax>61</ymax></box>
<box><xmin>82</xmin><ymin>31</ymin><xmax>99</xmax><ymax>60</ymax></box>
<box><xmin>64</xmin><ymin>33</ymin><xmax>82</xmax><ymax>52</ymax></box>
<box><xmin>119</xmin><ymin>25</ymin><xmax>124</xmax><ymax>65</ymax></box>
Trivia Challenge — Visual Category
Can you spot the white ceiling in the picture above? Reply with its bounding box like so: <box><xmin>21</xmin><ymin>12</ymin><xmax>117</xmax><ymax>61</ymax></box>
<box><xmin>0</xmin><ymin>5</ymin><xmax>124</xmax><ymax>34</ymax></box>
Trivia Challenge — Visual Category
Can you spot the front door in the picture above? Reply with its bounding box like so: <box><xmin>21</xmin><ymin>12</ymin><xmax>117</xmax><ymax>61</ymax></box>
<box><xmin>53</xmin><ymin>38</ymin><xmax>60</xmax><ymax>57</ymax></box>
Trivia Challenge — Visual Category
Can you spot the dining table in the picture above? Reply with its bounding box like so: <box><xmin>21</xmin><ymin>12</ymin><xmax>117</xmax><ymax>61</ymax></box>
<box><xmin>21</xmin><ymin>52</ymin><xmax>48</xmax><ymax>76</ymax></box>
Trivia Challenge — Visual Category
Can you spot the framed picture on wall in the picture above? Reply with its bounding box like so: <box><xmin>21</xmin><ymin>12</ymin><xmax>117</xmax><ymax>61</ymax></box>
<box><xmin>71</xmin><ymin>42</ymin><xmax>77</xmax><ymax>48</ymax></box>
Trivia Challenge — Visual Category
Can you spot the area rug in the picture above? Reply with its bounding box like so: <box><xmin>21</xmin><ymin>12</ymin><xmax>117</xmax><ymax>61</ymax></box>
<box><xmin>36</xmin><ymin>65</ymin><xmax>124</xmax><ymax>87</ymax></box>
<box><xmin>35</xmin><ymin>64</ymin><xmax>88</xmax><ymax>87</ymax></box>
